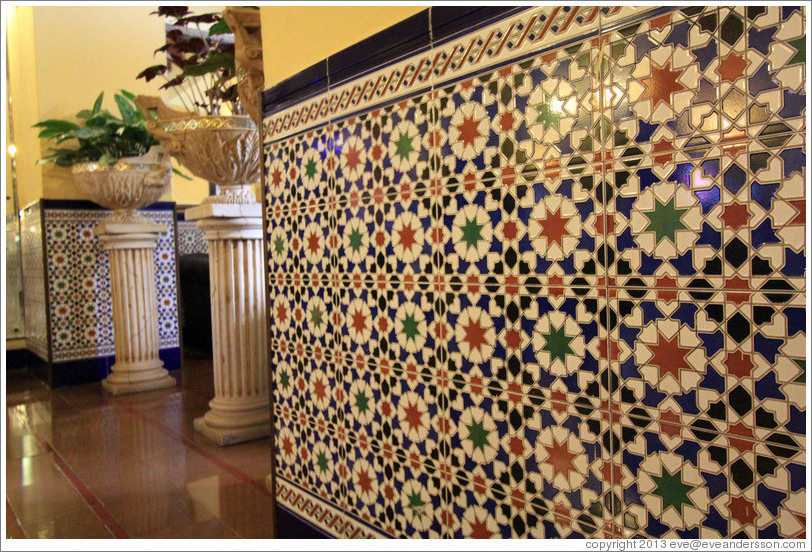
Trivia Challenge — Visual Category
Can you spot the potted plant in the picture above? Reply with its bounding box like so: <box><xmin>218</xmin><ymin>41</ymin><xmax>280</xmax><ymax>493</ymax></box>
<box><xmin>134</xmin><ymin>6</ymin><xmax>261</xmax><ymax>204</ymax></box>
<box><xmin>34</xmin><ymin>90</ymin><xmax>179</xmax><ymax>223</ymax></box>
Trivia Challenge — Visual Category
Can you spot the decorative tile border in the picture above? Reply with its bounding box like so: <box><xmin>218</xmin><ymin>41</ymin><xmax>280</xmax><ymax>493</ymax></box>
<box><xmin>263</xmin><ymin>5</ymin><xmax>807</xmax><ymax>540</ymax></box>
<box><xmin>263</xmin><ymin>6</ymin><xmax>674</xmax><ymax>144</ymax></box>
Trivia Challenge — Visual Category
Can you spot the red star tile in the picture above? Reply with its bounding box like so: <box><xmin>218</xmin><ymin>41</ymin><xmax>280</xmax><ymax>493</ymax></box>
<box><xmin>729</xmin><ymin>495</ymin><xmax>757</xmax><ymax>525</ymax></box>
<box><xmin>276</xmin><ymin>302</ymin><xmax>288</xmax><ymax>324</ymax></box>
<box><xmin>306</xmin><ymin>230</ymin><xmax>322</xmax><ymax>255</ymax></box>
<box><xmin>724</xmin><ymin>350</ymin><xmax>755</xmax><ymax>379</ymax></box>
<box><xmin>498</xmin><ymin>111</ymin><xmax>516</xmax><ymax>132</ymax></box>
<box><xmin>462</xmin><ymin>314</ymin><xmax>490</xmax><ymax>353</ymax></box>
<box><xmin>402</xmin><ymin>399</ymin><xmax>425</xmax><ymax>434</ymax></box>
<box><xmin>656</xmin><ymin>275</ymin><xmax>679</xmax><ymax>302</ymax></box>
<box><xmin>721</xmin><ymin>202</ymin><xmax>751</xmax><ymax>230</ymax></box>
<box><xmin>312</xmin><ymin>375</ymin><xmax>327</xmax><ymax>401</ymax></box>
<box><xmin>544</xmin><ymin>437</ymin><xmax>579</xmax><ymax>477</ymax></box>
<box><xmin>724</xmin><ymin>277</ymin><xmax>750</xmax><ymax>305</ymax></box>
<box><xmin>506</xmin><ymin>381</ymin><xmax>523</xmax><ymax>404</ymax></box>
<box><xmin>398</xmin><ymin>222</ymin><xmax>418</xmax><ymax>251</ymax></box>
<box><xmin>717</xmin><ymin>53</ymin><xmax>748</xmax><ymax>83</ymax></box>
<box><xmin>456</xmin><ymin>112</ymin><xmax>483</xmax><ymax>149</ymax></box>
<box><xmin>502</xmin><ymin>220</ymin><xmax>518</xmax><ymax>240</ymax></box>
<box><xmin>651</xmin><ymin>138</ymin><xmax>675</xmax><ymax>167</ymax></box>
<box><xmin>350</xmin><ymin>307</ymin><xmax>368</xmax><ymax>335</ymax></box>
<box><xmin>468</xmin><ymin>513</ymin><xmax>494</xmax><ymax>538</ymax></box>
<box><xmin>648</xmin><ymin>13</ymin><xmax>672</xmax><ymax>30</ymax></box>
<box><xmin>548</xmin><ymin>274</ymin><xmax>565</xmax><ymax>298</ymax></box>
<box><xmin>728</xmin><ymin>422</ymin><xmax>756</xmax><ymax>452</ymax></box>
<box><xmin>642</xmin><ymin>61</ymin><xmax>686</xmax><ymax>108</ymax></box>
<box><xmin>508</xmin><ymin>435</ymin><xmax>526</xmax><ymax>457</ymax></box>
<box><xmin>506</xmin><ymin>329</ymin><xmax>522</xmax><ymax>349</ymax></box>
<box><xmin>355</xmin><ymin>468</ymin><xmax>374</xmax><ymax>495</ymax></box>
<box><xmin>538</xmin><ymin>206</ymin><xmax>572</xmax><ymax>247</ymax></box>
<box><xmin>659</xmin><ymin>409</ymin><xmax>683</xmax><ymax>438</ymax></box>
<box><xmin>344</xmin><ymin>145</ymin><xmax>362</xmax><ymax>172</ymax></box>
<box><xmin>647</xmin><ymin>332</ymin><xmax>692</xmax><ymax>381</ymax></box>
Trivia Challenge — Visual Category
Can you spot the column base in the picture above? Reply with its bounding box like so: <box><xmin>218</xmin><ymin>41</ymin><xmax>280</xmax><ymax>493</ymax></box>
<box><xmin>193</xmin><ymin>416</ymin><xmax>270</xmax><ymax>446</ymax></box>
<box><xmin>102</xmin><ymin>373</ymin><xmax>176</xmax><ymax>396</ymax></box>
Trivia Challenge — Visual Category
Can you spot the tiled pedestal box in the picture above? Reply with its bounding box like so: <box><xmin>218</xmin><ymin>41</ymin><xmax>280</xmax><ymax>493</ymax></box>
<box><xmin>19</xmin><ymin>199</ymin><xmax>182</xmax><ymax>387</ymax></box>
<box><xmin>261</xmin><ymin>6</ymin><xmax>806</xmax><ymax>539</ymax></box>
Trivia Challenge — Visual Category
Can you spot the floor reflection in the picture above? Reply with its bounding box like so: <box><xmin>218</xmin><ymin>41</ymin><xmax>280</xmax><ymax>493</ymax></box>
<box><xmin>5</xmin><ymin>359</ymin><xmax>274</xmax><ymax>539</ymax></box>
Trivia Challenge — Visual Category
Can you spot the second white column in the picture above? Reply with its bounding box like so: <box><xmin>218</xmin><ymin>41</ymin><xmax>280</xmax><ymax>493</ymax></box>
<box><xmin>187</xmin><ymin>203</ymin><xmax>270</xmax><ymax>446</ymax></box>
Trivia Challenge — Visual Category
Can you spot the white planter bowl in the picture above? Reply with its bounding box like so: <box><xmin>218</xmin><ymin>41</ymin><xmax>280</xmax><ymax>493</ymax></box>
<box><xmin>71</xmin><ymin>147</ymin><xmax>172</xmax><ymax>223</ymax></box>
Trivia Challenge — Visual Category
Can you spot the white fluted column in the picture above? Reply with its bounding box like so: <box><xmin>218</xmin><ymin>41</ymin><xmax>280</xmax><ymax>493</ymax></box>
<box><xmin>95</xmin><ymin>220</ymin><xmax>176</xmax><ymax>395</ymax></box>
<box><xmin>186</xmin><ymin>203</ymin><xmax>270</xmax><ymax>446</ymax></box>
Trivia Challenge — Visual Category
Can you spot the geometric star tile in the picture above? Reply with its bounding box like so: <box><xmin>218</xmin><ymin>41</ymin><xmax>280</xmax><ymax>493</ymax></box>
<box><xmin>263</xmin><ymin>4</ymin><xmax>806</xmax><ymax>540</ymax></box>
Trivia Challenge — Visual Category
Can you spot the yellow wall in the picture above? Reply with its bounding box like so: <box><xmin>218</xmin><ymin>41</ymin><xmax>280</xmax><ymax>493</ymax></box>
<box><xmin>6</xmin><ymin>6</ymin><xmax>221</xmax><ymax>207</ymax></box>
<box><xmin>6</xmin><ymin>6</ymin><xmax>43</xmax><ymax>210</ymax></box>
<box><xmin>7</xmin><ymin>6</ymin><xmax>424</xmax><ymax>208</ymax></box>
<box><xmin>260</xmin><ymin>6</ymin><xmax>426</xmax><ymax>87</ymax></box>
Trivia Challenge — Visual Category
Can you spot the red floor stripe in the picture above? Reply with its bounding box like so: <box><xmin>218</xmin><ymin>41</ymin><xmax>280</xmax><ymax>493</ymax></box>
<box><xmin>115</xmin><ymin>402</ymin><xmax>272</xmax><ymax>498</ymax></box>
<box><xmin>6</xmin><ymin>499</ymin><xmax>26</xmax><ymax>539</ymax></box>
<box><xmin>28</xmin><ymin>432</ymin><xmax>130</xmax><ymax>539</ymax></box>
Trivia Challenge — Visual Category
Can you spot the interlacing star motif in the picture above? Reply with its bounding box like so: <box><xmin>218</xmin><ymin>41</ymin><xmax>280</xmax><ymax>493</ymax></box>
<box><xmin>644</xmin><ymin>196</ymin><xmax>688</xmax><ymax>244</ymax></box>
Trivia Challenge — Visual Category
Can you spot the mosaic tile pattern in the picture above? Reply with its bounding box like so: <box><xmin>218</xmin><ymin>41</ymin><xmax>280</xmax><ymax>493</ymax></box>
<box><xmin>19</xmin><ymin>202</ymin><xmax>181</xmax><ymax>364</ymax></box>
<box><xmin>44</xmin><ymin>209</ymin><xmax>180</xmax><ymax>361</ymax></box>
<box><xmin>263</xmin><ymin>6</ymin><xmax>806</xmax><ymax>539</ymax></box>
<box><xmin>6</xmin><ymin>216</ymin><xmax>25</xmax><ymax>339</ymax></box>
<box><xmin>176</xmin><ymin>220</ymin><xmax>208</xmax><ymax>255</ymax></box>
<box><xmin>20</xmin><ymin>203</ymin><xmax>49</xmax><ymax>360</ymax></box>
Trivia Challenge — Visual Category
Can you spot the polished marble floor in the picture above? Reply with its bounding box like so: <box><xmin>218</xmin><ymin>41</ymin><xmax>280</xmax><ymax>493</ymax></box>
<box><xmin>5</xmin><ymin>359</ymin><xmax>275</xmax><ymax>539</ymax></box>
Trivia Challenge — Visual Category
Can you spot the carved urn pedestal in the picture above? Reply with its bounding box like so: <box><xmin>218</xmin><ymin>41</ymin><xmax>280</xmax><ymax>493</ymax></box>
<box><xmin>186</xmin><ymin>202</ymin><xmax>270</xmax><ymax>446</ymax></box>
<box><xmin>72</xmin><ymin>148</ymin><xmax>176</xmax><ymax>395</ymax></box>
<box><xmin>135</xmin><ymin>97</ymin><xmax>270</xmax><ymax>445</ymax></box>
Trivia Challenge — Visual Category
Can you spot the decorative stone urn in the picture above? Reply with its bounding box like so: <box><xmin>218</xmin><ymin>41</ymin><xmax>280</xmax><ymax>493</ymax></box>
<box><xmin>71</xmin><ymin>146</ymin><xmax>172</xmax><ymax>223</ymax></box>
<box><xmin>72</xmin><ymin>146</ymin><xmax>176</xmax><ymax>396</ymax></box>
<box><xmin>134</xmin><ymin>97</ymin><xmax>260</xmax><ymax>204</ymax></box>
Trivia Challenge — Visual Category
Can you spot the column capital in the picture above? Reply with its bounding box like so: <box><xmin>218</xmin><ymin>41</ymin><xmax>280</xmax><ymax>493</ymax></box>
<box><xmin>186</xmin><ymin>203</ymin><xmax>264</xmax><ymax>241</ymax></box>
<box><xmin>94</xmin><ymin>220</ymin><xmax>166</xmax><ymax>250</ymax></box>
<box><xmin>184</xmin><ymin>202</ymin><xmax>262</xmax><ymax>221</ymax></box>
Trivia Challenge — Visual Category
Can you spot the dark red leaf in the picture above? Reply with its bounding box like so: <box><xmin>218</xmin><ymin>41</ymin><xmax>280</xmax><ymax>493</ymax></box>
<box><xmin>169</xmin><ymin>37</ymin><xmax>207</xmax><ymax>54</ymax></box>
<box><xmin>151</xmin><ymin>6</ymin><xmax>190</xmax><ymax>18</ymax></box>
<box><xmin>135</xmin><ymin>64</ymin><xmax>168</xmax><ymax>82</ymax></box>
<box><xmin>165</xmin><ymin>29</ymin><xmax>185</xmax><ymax>42</ymax></box>
<box><xmin>176</xmin><ymin>13</ymin><xmax>221</xmax><ymax>25</ymax></box>
<box><xmin>158</xmin><ymin>75</ymin><xmax>185</xmax><ymax>89</ymax></box>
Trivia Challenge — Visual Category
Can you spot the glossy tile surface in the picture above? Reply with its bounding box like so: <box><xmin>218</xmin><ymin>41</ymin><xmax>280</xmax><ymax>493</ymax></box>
<box><xmin>262</xmin><ymin>5</ymin><xmax>806</xmax><ymax>539</ymax></box>
<box><xmin>4</xmin><ymin>361</ymin><xmax>274</xmax><ymax>539</ymax></box>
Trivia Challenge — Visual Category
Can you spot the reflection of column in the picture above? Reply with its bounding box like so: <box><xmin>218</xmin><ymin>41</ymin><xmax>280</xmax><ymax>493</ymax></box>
<box><xmin>96</xmin><ymin>220</ymin><xmax>175</xmax><ymax>395</ymax></box>
<box><xmin>186</xmin><ymin>203</ymin><xmax>270</xmax><ymax>446</ymax></box>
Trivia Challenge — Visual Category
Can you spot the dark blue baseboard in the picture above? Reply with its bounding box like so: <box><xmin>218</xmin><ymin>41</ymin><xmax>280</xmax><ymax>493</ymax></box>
<box><xmin>5</xmin><ymin>348</ymin><xmax>31</xmax><ymax>370</ymax></box>
<box><xmin>4</xmin><ymin>349</ymin><xmax>50</xmax><ymax>384</ymax></box>
<box><xmin>50</xmin><ymin>347</ymin><xmax>181</xmax><ymax>388</ymax></box>
<box><xmin>276</xmin><ymin>504</ymin><xmax>332</xmax><ymax>539</ymax></box>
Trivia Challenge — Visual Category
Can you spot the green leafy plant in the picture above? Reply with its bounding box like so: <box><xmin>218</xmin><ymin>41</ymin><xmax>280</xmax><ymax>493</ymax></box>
<box><xmin>34</xmin><ymin>90</ymin><xmax>188</xmax><ymax>178</ymax></box>
<box><xmin>137</xmin><ymin>6</ymin><xmax>240</xmax><ymax>115</ymax></box>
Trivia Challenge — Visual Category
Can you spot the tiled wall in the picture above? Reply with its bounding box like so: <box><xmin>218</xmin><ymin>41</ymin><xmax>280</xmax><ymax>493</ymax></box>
<box><xmin>21</xmin><ymin>202</ymin><xmax>49</xmax><ymax>360</ymax></box>
<box><xmin>6</xmin><ymin>215</ymin><xmax>25</xmax><ymax>339</ymax></box>
<box><xmin>176</xmin><ymin>216</ymin><xmax>208</xmax><ymax>256</ymax></box>
<box><xmin>262</xmin><ymin>6</ymin><xmax>806</xmax><ymax>539</ymax></box>
<box><xmin>19</xmin><ymin>201</ymin><xmax>182</xmax><ymax>382</ymax></box>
